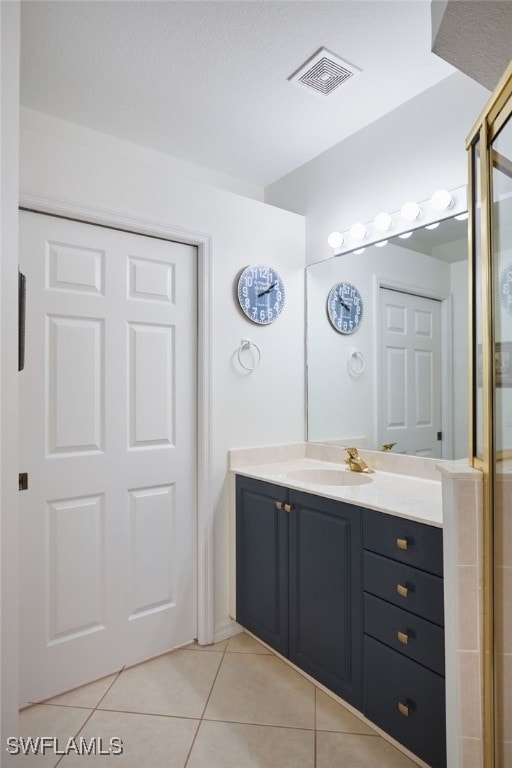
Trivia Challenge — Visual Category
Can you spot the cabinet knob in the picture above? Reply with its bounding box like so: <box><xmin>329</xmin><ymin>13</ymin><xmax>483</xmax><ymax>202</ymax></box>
<box><xmin>284</xmin><ymin>503</ymin><xmax>292</xmax><ymax>513</ymax></box>
<box><xmin>397</xmin><ymin>630</ymin><xmax>409</xmax><ymax>645</ymax></box>
<box><xmin>396</xmin><ymin>537</ymin><xmax>408</xmax><ymax>550</ymax></box>
<box><xmin>396</xmin><ymin>583</ymin><xmax>408</xmax><ymax>598</ymax></box>
<box><xmin>397</xmin><ymin>702</ymin><xmax>410</xmax><ymax>717</ymax></box>
<box><xmin>275</xmin><ymin>501</ymin><xmax>284</xmax><ymax>510</ymax></box>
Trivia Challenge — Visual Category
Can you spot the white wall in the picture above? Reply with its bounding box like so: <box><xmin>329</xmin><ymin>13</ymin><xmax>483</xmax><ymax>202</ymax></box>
<box><xmin>265</xmin><ymin>72</ymin><xmax>490</xmax><ymax>264</ymax></box>
<box><xmin>1</xmin><ymin>1</ymin><xmax>20</xmax><ymax>761</ymax></box>
<box><xmin>19</xmin><ymin>110</ymin><xmax>306</xmax><ymax>641</ymax></box>
<box><xmin>21</xmin><ymin>108</ymin><xmax>265</xmax><ymax>203</ymax></box>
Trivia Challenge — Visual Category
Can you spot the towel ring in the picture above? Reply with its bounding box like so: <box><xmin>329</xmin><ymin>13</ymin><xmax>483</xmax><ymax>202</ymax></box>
<box><xmin>237</xmin><ymin>339</ymin><xmax>261</xmax><ymax>372</ymax></box>
<box><xmin>347</xmin><ymin>348</ymin><xmax>365</xmax><ymax>377</ymax></box>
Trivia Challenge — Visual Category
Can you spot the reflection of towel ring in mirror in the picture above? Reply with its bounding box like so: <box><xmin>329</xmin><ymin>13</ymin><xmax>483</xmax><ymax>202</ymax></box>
<box><xmin>347</xmin><ymin>347</ymin><xmax>365</xmax><ymax>377</ymax></box>
<box><xmin>237</xmin><ymin>339</ymin><xmax>261</xmax><ymax>371</ymax></box>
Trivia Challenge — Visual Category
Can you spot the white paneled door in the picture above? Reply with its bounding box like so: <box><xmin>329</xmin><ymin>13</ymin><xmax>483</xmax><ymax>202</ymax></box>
<box><xmin>379</xmin><ymin>288</ymin><xmax>442</xmax><ymax>457</ymax></box>
<box><xmin>19</xmin><ymin>212</ymin><xmax>197</xmax><ymax>704</ymax></box>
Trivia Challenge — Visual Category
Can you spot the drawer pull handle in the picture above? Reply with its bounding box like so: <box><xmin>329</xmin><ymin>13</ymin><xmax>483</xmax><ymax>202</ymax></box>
<box><xmin>275</xmin><ymin>501</ymin><xmax>283</xmax><ymax>510</ymax></box>
<box><xmin>398</xmin><ymin>702</ymin><xmax>410</xmax><ymax>717</ymax></box>
<box><xmin>396</xmin><ymin>538</ymin><xmax>408</xmax><ymax>550</ymax></box>
<box><xmin>396</xmin><ymin>583</ymin><xmax>408</xmax><ymax>598</ymax></box>
<box><xmin>284</xmin><ymin>503</ymin><xmax>292</xmax><ymax>513</ymax></box>
<box><xmin>397</xmin><ymin>630</ymin><xmax>409</xmax><ymax>645</ymax></box>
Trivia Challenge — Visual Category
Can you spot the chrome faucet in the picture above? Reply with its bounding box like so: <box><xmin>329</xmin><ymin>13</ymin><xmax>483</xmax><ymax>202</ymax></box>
<box><xmin>343</xmin><ymin>447</ymin><xmax>374</xmax><ymax>474</ymax></box>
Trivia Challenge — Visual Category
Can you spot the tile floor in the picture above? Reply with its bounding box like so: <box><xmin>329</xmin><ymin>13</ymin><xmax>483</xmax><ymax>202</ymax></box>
<box><xmin>20</xmin><ymin>632</ymin><xmax>420</xmax><ymax>767</ymax></box>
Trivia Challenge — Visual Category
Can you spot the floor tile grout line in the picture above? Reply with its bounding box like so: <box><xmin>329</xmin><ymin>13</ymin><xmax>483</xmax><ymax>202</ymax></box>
<box><xmin>182</xmin><ymin>639</ymin><xmax>231</xmax><ymax>768</ymax></box>
<box><xmin>94</xmin><ymin>666</ymin><xmax>125</xmax><ymax>711</ymax></box>
<box><xmin>201</xmin><ymin>717</ymin><xmax>316</xmax><ymax>732</ymax></box>
<box><xmin>52</xmin><ymin>707</ymin><xmax>97</xmax><ymax>768</ymax></box>
<box><xmin>52</xmin><ymin>666</ymin><xmax>125</xmax><ymax>768</ymax></box>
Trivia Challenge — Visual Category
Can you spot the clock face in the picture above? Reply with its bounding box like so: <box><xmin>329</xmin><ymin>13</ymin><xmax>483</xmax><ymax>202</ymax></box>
<box><xmin>327</xmin><ymin>282</ymin><xmax>363</xmax><ymax>334</ymax></box>
<box><xmin>237</xmin><ymin>265</ymin><xmax>285</xmax><ymax>324</ymax></box>
<box><xmin>500</xmin><ymin>264</ymin><xmax>512</xmax><ymax>315</ymax></box>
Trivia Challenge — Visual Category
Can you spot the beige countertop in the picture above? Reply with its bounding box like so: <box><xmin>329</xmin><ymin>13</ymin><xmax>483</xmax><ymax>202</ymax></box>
<box><xmin>230</xmin><ymin>450</ymin><xmax>443</xmax><ymax>528</ymax></box>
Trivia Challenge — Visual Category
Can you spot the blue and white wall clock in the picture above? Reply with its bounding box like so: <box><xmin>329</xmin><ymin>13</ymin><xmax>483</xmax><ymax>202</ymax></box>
<box><xmin>237</xmin><ymin>265</ymin><xmax>285</xmax><ymax>324</ymax></box>
<box><xmin>327</xmin><ymin>281</ymin><xmax>363</xmax><ymax>334</ymax></box>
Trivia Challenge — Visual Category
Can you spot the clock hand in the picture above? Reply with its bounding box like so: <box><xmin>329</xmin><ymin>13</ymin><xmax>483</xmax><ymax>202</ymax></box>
<box><xmin>257</xmin><ymin>282</ymin><xmax>277</xmax><ymax>297</ymax></box>
<box><xmin>337</xmin><ymin>295</ymin><xmax>350</xmax><ymax>311</ymax></box>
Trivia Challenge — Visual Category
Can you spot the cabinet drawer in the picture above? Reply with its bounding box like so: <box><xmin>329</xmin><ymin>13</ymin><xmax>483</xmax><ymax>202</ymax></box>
<box><xmin>364</xmin><ymin>551</ymin><xmax>444</xmax><ymax>626</ymax></box>
<box><xmin>363</xmin><ymin>508</ymin><xmax>443</xmax><ymax>577</ymax></box>
<box><xmin>364</xmin><ymin>636</ymin><xmax>446</xmax><ymax>768</ymax></box>
<box><xmin>364</xmin><ymin>592</ymin><xmax>445</xmax><ymax>675</ymax></box>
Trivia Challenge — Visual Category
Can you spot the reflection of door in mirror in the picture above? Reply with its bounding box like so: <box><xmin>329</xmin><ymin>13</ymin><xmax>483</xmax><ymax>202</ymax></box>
<box><xmin>379</xmin><ymin>288</ymin><xmax>442</xmax><ymax>457</ymax></box>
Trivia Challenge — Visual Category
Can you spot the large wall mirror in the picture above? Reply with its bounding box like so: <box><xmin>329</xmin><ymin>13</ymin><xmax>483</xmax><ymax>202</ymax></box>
<box><xmin>306</xmin><ymin>214</ymin><xmax>469</xmax><ymax>459</ymax></box>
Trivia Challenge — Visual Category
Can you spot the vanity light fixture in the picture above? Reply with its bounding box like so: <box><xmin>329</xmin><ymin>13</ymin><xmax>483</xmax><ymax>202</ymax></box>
<box><xmin>430</xmin><ymin>189</ymin><xmax>454</xmax><ymax>211</ymax></box>
<box><xmin>350</xmin><ymin>222</ymin><xmax>368</xmax><ymax>241</ymax></box>
<box><xmin>400</xmin><ymin>201</ymin><xmax>421</xmax><ymax>222</ymax></box>
<box><xmin>374</xmin><ymin>240</ymin><xmax>388</xmax><ymax>247</ymax></box>
<box><xmin>327</xmin><ymin>231</ymin><xmax>345</xmax><ymax>249</ymax></box>
<box><xmin>374</xmin><ymin>212</ymin><xmax>392</xmax><ymax>232</ymax></box>
<box><xmin>325</xmin><ymin>185</ymin><xmax>465</xmax><ymax>256</ymax></box>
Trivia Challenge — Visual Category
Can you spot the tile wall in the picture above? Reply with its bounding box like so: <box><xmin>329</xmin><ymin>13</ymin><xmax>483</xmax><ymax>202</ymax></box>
<box><xmin>440</xmin><ymin>464</ymin><xmax>484</xmax><ymax>768</ymax></box>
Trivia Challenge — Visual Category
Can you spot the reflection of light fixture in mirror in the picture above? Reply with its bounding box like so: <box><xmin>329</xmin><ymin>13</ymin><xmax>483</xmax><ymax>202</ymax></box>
<box><xmin>455</xmin><ymin>212</ymin><xmax>469</xmax><ymax>221</ymax></box>
<box><xmin>353</xmin><ymin>248</ymin><xmax>365</xmax><ymax>254</ymax></box>
<box><xmin>350</xmin><ymin>222</ymin><xmax>368</xmax><ymax>241</ymax></box>
<box><xmin>400</xmin><ymin>201</ymin><xmax>421</xmax><ymax>221</ymax></box>
<box><xmin>327</xmin><ymin>231</ymin><xmax>344</xmax><ymax>249</ymax></box>
<box><xmin>430</xmin><ymin>189</ymin><xmax>454</xmax><ymax>211</ymax></box>
<box><xmin>398</xmin><ymin>231</ymin><xmax>413</xmax><ymax>239</ymax></box>
<box><xmin>425</xmin><ymin>222</ymin><xmax>440</xmax><ymax>230</ymax></box>
<box><xmin>375</xmin><ymin>240</ymin><xmax>388</xmax><ymax>247</ymax></box>
<box><xmin>374</xmin><ymin>212</ymin><xmax>392</xmax><ymax>232</ymax></box>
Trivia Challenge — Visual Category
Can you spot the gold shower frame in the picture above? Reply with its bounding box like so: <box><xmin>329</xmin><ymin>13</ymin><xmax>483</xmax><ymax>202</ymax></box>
<box><xmin>467</xmin><ymin>57</ymin><xmax>512</xmax><ymax>768</ymax></box>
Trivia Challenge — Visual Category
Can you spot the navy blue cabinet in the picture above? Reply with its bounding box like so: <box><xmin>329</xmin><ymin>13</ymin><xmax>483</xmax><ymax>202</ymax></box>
<box><xmin>236</xmin><ymin>476</ymin><xmax>446</xmax><ymax>766</ymax></box>
<box><xmin>362</xmin><ymin>509</ymin><xmax>446</xmax><ymax>768</ymax></box>
<box><xmin>236</xmin><ymin>476</ymin><xmax>362</xmax><ymax>708</ymax></box>
<box><xmin>235</xmin><ymin>476</ymin><xmax>289</xmax><ymax>655</ymax></box>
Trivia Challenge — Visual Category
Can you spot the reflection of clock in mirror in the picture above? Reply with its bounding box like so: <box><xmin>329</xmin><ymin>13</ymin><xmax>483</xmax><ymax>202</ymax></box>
<box><xmin>237</xmin><ymin>265</ymin><xmax>285</xmax><ymax>324</ymax></box>
<box><xmin>500</xmin><ymin>264</ymin><xmax>512</xmax><ymax>314</ymax></box>
<box><xmin>327</xmin><ymin>282</ymin><xmax>363</xmax><ymax>334</ymax></box>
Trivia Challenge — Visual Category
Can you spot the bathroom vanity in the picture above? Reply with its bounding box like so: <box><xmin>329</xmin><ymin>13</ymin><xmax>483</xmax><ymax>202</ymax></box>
<box><xmin>230</xmin><ymin>445</ymin><xmax>448</xmax><ymax>768</ymax></box>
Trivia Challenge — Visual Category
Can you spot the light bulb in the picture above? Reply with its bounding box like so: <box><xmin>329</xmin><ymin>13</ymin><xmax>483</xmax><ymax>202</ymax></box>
<box><xmin>353</xmin><ymin>248</ymin><xmax>366</xmax><ymax>255</ymax></box>
<box><xmin>350</xmin><ymin>222</ymin><xmax>368</xmax><ymax>241</ymax></box>
<box><xmin>374</xmin><ymin>212</ymin><xmax>392</xmax><ymax>232</ymax></box>
<box><xmin>430</xmin><ymin>189</ymin><xmax>454</xmax><ymax>211</ymax></box>
<box><xmin>375</xmin><ymin>240</ymin><xmax>388</xmax><ymax>248</ymax></box>
<box><xmin>425</xmin><ymin>222</ymin><xmax>440</xmax><ymax>230</ymax></box>
<box><xmin>455</xmin><ymin>212</ymin><xmax>469</xmax><ymax>221</ymax></box>
<box><xmin>327</xmin><ymin>231</ymin><xmax>344</xmax><ymax>249</ymax></box>
<box><xmin>399</xmin><ymin>232</ymin><xmax>413</xmax><ymax>239</ymax></box>
<box><xmin>400</xmin><ymin>201</ymin><xmax>421</xmax><ymax>222</ymax></box>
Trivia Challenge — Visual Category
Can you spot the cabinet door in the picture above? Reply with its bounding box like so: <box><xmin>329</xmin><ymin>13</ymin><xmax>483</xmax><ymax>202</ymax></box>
<box><xmin>288</xmin><ymin>491</ymin><xmax>362</xmax><ymax>708</ymax></box>
<box><xmin>236</xmin><ymin>476</ymin><xmax>288</xmax><ymax>655</ymax></box>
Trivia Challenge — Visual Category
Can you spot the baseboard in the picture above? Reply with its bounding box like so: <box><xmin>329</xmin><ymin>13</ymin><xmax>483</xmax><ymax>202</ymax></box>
<box><xmin>214</xmin><ymin>618</ymin><xmax>243</xmax><ymax>643</ymax></box>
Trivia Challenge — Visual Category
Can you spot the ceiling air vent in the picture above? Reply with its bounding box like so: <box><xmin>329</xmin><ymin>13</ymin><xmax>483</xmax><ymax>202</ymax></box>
<box><xmin>289</xmin><ymin>48</ymin><xmax>361</xmax><ymax>96</ymax></box>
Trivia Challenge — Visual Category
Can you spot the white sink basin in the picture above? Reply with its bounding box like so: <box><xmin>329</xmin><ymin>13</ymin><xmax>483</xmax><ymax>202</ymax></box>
<box><xmin>286</xmin><ymin>468</ymin><xmax>373</xmax><ymax>486</ymax></box>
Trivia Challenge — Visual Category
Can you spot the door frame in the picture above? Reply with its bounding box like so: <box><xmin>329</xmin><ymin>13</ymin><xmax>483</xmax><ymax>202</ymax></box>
<box><xmin>373</xmin><ymin>275</ymin><xmax>453</xmax><ymax>459</ymax></box>
<box><xmin>19</xmin><ymin>189</ymin><xmax>215</xmax><ymax>646</ymax></box>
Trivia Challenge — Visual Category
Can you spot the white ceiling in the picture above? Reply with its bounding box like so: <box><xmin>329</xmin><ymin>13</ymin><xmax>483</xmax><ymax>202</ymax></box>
<box><xmin>20</xmin><ymin>1</ymin><xmax>457</xmax><ymax>188</ymax></box>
